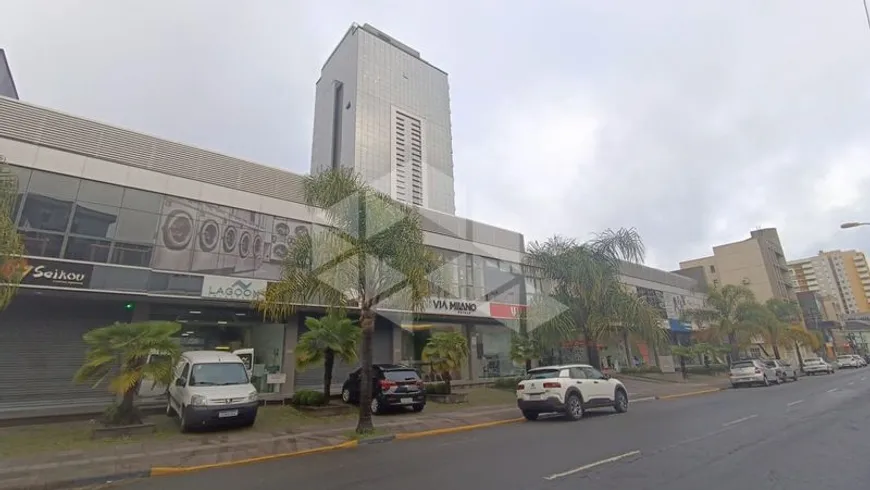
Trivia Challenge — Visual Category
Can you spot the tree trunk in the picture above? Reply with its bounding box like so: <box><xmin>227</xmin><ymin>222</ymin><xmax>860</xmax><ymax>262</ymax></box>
<box><xmin>622</xmin><ymin>330</ymin><xmax>632</xmax><ymax>366</ymax></box>
<box><xmin>651</xmin><ymin>341</ymin><xmax>660</xmax><ymax>368</ymax></box>
<box><xmin>794</xmin><ymin>341</ymin><xmax>804</xmax><ymax>372</ymax></box>
<box><xmin>356</xmin><ymin>307</ymin><xmax>375</xmax><ymax>433</ymax></box>
<box><xmin>525</xmin><ymin>359</ymin><xmax>532</xmax><ymax>371</ymax></box>
<box><xmin>323</xmin><ymin>349</ymin><xmax>335</xmax><ymax>403</ymax></box>
<box><xmin>444</xmin><ymin>372</ymin><xmax>452</xmax><ymax>395</ymax></box>
<box><xmin>679</xmin><ymin>356</ymin><xmax>687</xmax><ymax>380</ymax></box>
<box><xmin>772</xmin><ymin>343</ymin><xmax>781</xmax><ymax>360</ymax></box>
<box><xmin>118</xmin><ymin>386</ymin><xmax>139</xmax><ymax>425</ymax></box>
<box><xmin>727</xmin><ymin>332</ymin><xmax>739</xmax><ymax>366</ymax></box>
<box><xmin>582</xmin><ymin>325</ymin><xmax>601</xmax><ymax>369</ymax></box>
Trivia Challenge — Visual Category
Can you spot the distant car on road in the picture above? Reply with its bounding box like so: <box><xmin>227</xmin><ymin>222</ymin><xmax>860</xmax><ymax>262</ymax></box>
<box><xmin>515</xmin><ymin>364</ymin><xmax>628</xmax><ymax>421</ymax></box>
<box><xmin>729</xmin><ymin>359</ymin><xmax>779</xmax><ymax>388</ymax></box>
<box><xmin>836</xmin><ymin>355</ymin><xmax>861</xmax><ymax>369</ymax></box>
<box><xmin>765</xmin><ymin>360</ymin><xmax>799</xmax><ymax>382</ymax></box>
<box><xmin>802</xmin><ymin>358</ymin><xmax>834</xmax><ymax>375</ymax></box>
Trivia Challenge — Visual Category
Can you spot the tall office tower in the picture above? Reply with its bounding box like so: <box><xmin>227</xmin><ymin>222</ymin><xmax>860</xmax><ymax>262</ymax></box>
<box><xmin>0</xmin><ymin>49</ymin><xmax>19</xmax><ymax>99</ymax></box>
<box><xmin>789</xmin><ymin>249</ymin><xmax>870</xmax><ymax>314</ymax></box>
<box><xmin>310</xmin><ymin>24</ymin><xmax>456</xmax><ymax>214</ymax></box>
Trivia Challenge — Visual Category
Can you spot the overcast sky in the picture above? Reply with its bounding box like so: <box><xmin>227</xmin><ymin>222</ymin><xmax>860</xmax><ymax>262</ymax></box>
<box><xmin>3</xmin><ymin>0</ymin><xmax>870</xmax><ymax>270</ymax></box>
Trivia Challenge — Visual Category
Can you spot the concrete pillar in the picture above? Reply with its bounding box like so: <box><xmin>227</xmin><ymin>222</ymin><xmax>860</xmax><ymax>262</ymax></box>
<box><xmin>279</xmin><ymin>315</ymin><xmax>299</xmax><ymax>398</ymax></box>
<box><xmin>392</xmin><ymin>325</ymin><xmax>403</xmax><ymax>364</ymax></box>
<box><xmin>467</xmin><ymin>324</ymin><xmax>481</xmax><ymax>381</ymax></box>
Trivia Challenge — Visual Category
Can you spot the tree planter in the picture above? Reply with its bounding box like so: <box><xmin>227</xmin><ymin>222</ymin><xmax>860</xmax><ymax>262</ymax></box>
<box><xmin>427</xmin><ymin>393</ymin><xmax>469</xmax><ymax>404</ymax></box>
<box><xmin>293</xmin><ymin>403</ymin><xmax>355</xmax><ymax>417</ymax></box>
<box><xmin>91</xmin><ymin>422</ymin><xmax>156</xmax><ymax>439</ymax></box>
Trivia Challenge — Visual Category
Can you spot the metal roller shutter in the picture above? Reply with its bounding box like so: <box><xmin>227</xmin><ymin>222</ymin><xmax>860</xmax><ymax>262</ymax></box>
<box><xmin>0</xmin><ymin>297</ymin><xmax>124</xmax><ymax>414</ymax></box>
<box><xmin>294</xmin><ymin>322</ymin><xmax>395</xmax><ymax>392</ymax></box>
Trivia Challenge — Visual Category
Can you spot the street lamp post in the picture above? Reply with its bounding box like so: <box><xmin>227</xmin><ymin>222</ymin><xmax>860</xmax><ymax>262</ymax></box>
<box><xmin>840</xmin><ymin>222</ymin><xmax>870</xmax><ymax>229</ymax></box>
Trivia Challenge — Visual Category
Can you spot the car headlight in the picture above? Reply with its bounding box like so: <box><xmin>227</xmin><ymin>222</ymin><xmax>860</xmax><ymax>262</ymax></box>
<box><xmin>190</xmin><ymin>395</ymin><xmax>208</xmax><ymax>406</ymax></box>
<box><xmin>247</xmin><ymin>391</ymin><xmax>259</xmax><ymax>402</ymax></box>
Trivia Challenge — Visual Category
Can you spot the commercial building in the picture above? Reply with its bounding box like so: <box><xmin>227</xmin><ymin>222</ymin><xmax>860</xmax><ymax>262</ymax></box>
<box><xmin>677</xmin><ymin>228</ymin><xmax>796</xmax><ymax>303</ymax></box>
<box><xmin>0</xmin><ymin>96</ymin><xmax>528</xmax><ymax>419</ymax></box>
<box><xmin>0</xmin><ymin>49</ymin><xmax>18</xmax><ymax>100</ymax></box>
<box><xmin>788</xmin><ymin>249</ymin><xmax>870</xmax><ymax>315</ymax></box>
<box><xmin>310</xmin><ymin>23</ymin><xmax>456</xmax><ymax>215</ymax></box>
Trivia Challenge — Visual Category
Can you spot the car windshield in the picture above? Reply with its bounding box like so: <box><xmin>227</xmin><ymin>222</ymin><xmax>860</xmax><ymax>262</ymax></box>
<box><xmin>189</xmin><ymin>362</ymin><xmax>249</xmax><ymax>386</ymax></box>
<box><xmin>526</xmin><ymin>369</ymin><xmax>561</xmax><ymax>380</ymax></box>
<box><xmin>383</xmin><ymin>370</ymin><xmax>420</xmax><ymax>382</ymax></box>
<box><xmin>764</xmin><ymin>361</ymin><xmax>777</xmax><ymax>367</ymax></box>
<box><xmin>731</xmin><ymin>362</ymin><xmax>755</xmax><ymax>369</ymax></box>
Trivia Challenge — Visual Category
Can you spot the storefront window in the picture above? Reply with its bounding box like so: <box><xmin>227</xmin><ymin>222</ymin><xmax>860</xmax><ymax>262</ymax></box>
<box><xmin>473</xmin><ymin>324</ymin><xmax>523</xmax><ymax>378</ymax></box>
<box><xmin>399</xmin><ymin>323</ymin><xmax>467</xmax><ymax>382</ymax></box>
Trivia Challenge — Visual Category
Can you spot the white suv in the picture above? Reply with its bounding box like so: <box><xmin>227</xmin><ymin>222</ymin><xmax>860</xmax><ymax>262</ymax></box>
<box><xmin>516</xmin><ymin>364</ymin><xmax>629</xmax><ymax>421</ymax></box>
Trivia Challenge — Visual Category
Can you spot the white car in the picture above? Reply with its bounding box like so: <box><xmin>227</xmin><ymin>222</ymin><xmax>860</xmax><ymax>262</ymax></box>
<box><xmin>516</xmin><ymin>364</ymin><xmax>629</xmax><ymax>421</ymax></box>
<box><xmin>802</xmin><ymin>358</ymin><xmax>834</xmax><ymax>375</ymax></box>
<box><xmin>851</xmin><ymin>355</ymin><xmax>867</xmax><ymax>367</ymax></box>
<box><xmin>729</xmin><ymin>359</ymin><xmax>779</xmax><ymax>387</ymax></box>
<box><xmin>167</xmin><ymin>350</ymin><xmax>260</xmax><ymax>432</ymax></box>
<box><xmin>836</xmin><ymin>355</ymin><xmax>861</xmax><ymax>369</ymax></box>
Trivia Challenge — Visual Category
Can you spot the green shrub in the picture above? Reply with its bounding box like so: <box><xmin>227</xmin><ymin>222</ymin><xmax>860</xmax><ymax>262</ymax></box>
<box><xmin>426</xmin><ymin>382</ymin><xmax>450</xmax><ymax>395</ymax></box>
<box><xmin>291</xmin><ymin>389</ymin><xmax>327</xmax><ymax>406</ymax></box>
<box><xmin>493</xmin><ymin>376</ymin><xmax>524</xmax><ymax>390</ymax></box>
<box><xmin>685</xmin><ymin>364</ymin><xmax>728</xmax><ymax>375</ymax></box>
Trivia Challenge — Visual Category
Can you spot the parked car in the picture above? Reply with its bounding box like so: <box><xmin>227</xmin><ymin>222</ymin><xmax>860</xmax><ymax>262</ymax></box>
<box><xmin>850</xmin><ymin>355</ymin><xmax>867</xmax><ymax>367</ymax></box>
<box><xmin>765</xmin><ymin>359</ymin><xmax>799</xmax><ymax>382</ymax></box>
<box><xmin>729</xmin><ymin>359</ymin><xmax>779</xmax><ymax>387</ymax></box>
<box><xmin>340</xmin><ymin>364</ymin><xmax>426</xmax><ymax>415</ymax></box>
<box><xmin>515</xmin><ymin>364</ymin><xmax>629</xmax><ymax>421</ymax></box>
<box><xmin>166</xmin><ymin>350</ymin><xmax>260</xmax><ymax>432</ymax></box>
<box><xmin>836</xmin><ymin>355</ymin><xmax>861</xmax><ymax>369</ymax></box>
<box><xmin>802</xmin><ymin>358</ymin><xmax>834</xmax><ymax>375</ymax></box>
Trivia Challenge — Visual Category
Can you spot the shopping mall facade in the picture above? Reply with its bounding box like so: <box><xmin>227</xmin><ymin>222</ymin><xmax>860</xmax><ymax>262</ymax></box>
<box><xmin>0</xmin><ymin>96</ymin><xmax>539</xmax><ymax>419</ymax></box>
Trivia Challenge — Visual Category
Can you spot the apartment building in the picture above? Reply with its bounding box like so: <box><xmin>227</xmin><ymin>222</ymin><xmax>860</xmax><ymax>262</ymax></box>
<box><xmin>788</xmin><ymin>250</ymin><xmax>870</xmax><ymax>314</ymax></box>
<box><xmin>676</xmin><ymin>228</ymin><xmax>796</xmax><ymax>302</ymax></box>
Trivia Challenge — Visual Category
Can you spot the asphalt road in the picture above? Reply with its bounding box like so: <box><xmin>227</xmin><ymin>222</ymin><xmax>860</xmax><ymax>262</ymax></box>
<box><xmin>119</xmin><ymin>368</ymin><xmax>870</xmax><ymax>490</ymax></box>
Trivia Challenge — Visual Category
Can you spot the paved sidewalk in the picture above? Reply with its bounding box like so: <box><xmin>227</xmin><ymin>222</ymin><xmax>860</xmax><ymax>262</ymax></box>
<box><xmin>0</xmin><ymin>406</ymin><xmax>519</xmax><ymax>490</ymax></box>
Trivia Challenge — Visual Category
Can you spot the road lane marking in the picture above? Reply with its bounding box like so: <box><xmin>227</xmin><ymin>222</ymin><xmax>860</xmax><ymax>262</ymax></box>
<box><xmin>543</xmin><ymin>450</ymin><xmax>641</xmax><ymax>480</ymax></box>
<box><xmin>848</xmin><ymin>381</ymin><xmax>855</xmax><ymax>385</ymax></box>
<box><xmin>826</xmin><ymin>388</ymin><xmax>839</xmax><ymax>393</ymax></box>
<box><xmin>787</xmin><ymin>400</ymin><xmax>804</xmax><ymax>407</ymax></box>
<box><xmin>722</xmin><ymin>414</ymin><xmax>758</xmax><ymax>427</ymax></box>
<box><xmin>632</xmin><ymin>396</ymin><xmax>656</xmax><ymax>403</ymax></box>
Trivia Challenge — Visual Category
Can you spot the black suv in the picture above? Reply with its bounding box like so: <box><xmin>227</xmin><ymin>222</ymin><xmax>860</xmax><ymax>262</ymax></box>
<box><xmin>340</xmin><ymin>364</ymin><xmax>427</xmax><ymax>414</ymax></box>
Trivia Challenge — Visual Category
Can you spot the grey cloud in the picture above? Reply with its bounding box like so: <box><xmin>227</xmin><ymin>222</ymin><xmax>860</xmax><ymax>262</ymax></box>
<box><xmin>3</xmin><ymin>0</ymin><xmax>870</xmax><ymax>269</ymax></box>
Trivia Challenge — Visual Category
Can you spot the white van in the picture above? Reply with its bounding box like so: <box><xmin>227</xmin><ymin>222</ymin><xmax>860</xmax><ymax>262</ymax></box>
<box><xmin>166</xmin><ymin>350</ymin><xmax>259</xmax><ymax>432</ymax></box>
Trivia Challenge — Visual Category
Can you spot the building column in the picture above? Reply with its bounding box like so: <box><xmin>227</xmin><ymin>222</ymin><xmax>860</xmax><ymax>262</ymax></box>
<box><xmin>279</xmin><ymin>315</ymin><xmax>299</xmax><ymax>398</ymax></box>
<box><xmin>466</xmin><ymin>325</ymin><xmax>481</xmax><ymax>381</ymax></box>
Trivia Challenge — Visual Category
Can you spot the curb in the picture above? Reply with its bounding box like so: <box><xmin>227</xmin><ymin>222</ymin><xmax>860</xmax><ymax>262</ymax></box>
<box><xmin>655</xmin><ymin>387</ymin><xmax>724</xmax><ymax>400</ymax></box>
<box><xmin>395</xmin><ymin>417</ymin><xmax>525</xmax><ymax>440</ymax></box>
<box><xmin>0</xmin><ymin>470</ymin><xmax>152</xmax><ymax>490</ymax></box>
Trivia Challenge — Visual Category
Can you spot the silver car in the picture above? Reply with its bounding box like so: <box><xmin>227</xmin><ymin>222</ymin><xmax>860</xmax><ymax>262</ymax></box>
<box><xmin>802</xmin><ymin>358</ymin><xmax>834</xmax><ymax>375</ymax></box>
<box><xmin>765</xmin><ymin>360</ymin><xmax>799</xmax><ymax>382</ymax></box>
<box><xmin>730</xmin><ymin>360</ymin><xmax>779</xmax><ymax>388</ymax></box>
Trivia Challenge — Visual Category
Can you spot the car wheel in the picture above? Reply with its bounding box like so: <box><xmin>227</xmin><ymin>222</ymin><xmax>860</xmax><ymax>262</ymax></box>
<box><xmin>762</xmin><ymin>376</ymin><xmax>770</xmax><ymax>387</ymax></box>
<box><xmin>370</xmin><ymin>397</ymin><xmax>381</xmax><ymax>415</ymax></box>
<box><xmin>341</xmin><ymin>387</ymin><xmax>353</xmax><ymax>404</ymax></box>
<box><xmin>564</xmin><ymin>393</ymin><xmax>584</xmax><ymax>421</ymax></box>
<box><xmin>411</xmin><ymin>404</ymin><xmax>424</xmax><ymax>413</ymax></box>
<box><xmin>522</xmin><ymin>411</ymin><xmax>539</xmax><ymax>421</ymax></box>
<box><xmin>614</xmin><ymin>389</ymin><xmax>628</xmax><ymax>413</ymax></box>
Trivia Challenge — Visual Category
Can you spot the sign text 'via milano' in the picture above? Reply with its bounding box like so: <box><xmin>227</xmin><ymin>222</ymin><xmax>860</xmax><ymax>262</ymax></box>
<box><xmin>429</xmin><ymin>299</ymin><xmax>479</xmax><ymax>315</ymax></box>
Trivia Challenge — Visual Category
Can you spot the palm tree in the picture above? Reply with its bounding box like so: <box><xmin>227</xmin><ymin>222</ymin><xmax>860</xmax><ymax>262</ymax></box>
<box><xmin>74</xmin><ymin>321</ymin><xmax>181</xmax><ymax>425</ymax></box>
<box><xmin>0</xmin><ymin>162</ymin><xmax>24</xmax><ymax>311</ymax></box>
<box><xmin>422</xmin><ymin>331</ymin><xmax>469</xmax><ymax>394</ymax></box>
<box><xmin>681</xmin><ymin>284</ymin><xmax>758</xmax><ymax>364</ymax></box>
<box><xmin>525</xmin><ymin>229</ymin><xmax>664</xmax><ymax>369</ymax></box>
<box><xmin>256</xmin><ymin>168</ymin><xmax>440</xmax><ymax>434</ymax></box>
<box><xmin>297</xmin><ymin>309</ymin><xmax>361</xmax><ymax>401</ymax></box>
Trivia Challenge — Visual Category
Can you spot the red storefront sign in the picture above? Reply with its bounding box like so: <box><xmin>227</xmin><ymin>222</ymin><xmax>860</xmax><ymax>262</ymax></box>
<box><xmin>489</xmin><ymin>302</ymin><xmax>525</xmax><ymax>320</ymax></box>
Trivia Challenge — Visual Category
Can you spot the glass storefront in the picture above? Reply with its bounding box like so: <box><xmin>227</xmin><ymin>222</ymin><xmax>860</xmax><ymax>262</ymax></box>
<box><xmin>472</xmin><ymin>323</ymin><xmax>523</xmax><ymax>378</ymax></box>
<box><xmin>148</xmin><ymin>304</ymin><xmax>285</xmax><ymax>393</ymax></box>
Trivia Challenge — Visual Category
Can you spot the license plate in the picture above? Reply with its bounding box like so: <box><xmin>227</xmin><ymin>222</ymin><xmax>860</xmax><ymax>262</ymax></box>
<box><xmin>400</xmin><ymin>397</ymin><xmax>413</xmax><ymax>405</ymax></box>
<box><xmin>528</xmin><ymin>394</ymin><xmax>541</xmax><ymax>400</ymax></box>
<box><xmin>218</xmin><ymin>409</ymin><xmax>239</xmax><ymax>418</ymax></box>
<box><xmin>740</xmin><ymin>378</ymin><xmax>753</xmax><ymax>382</ymax></box>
